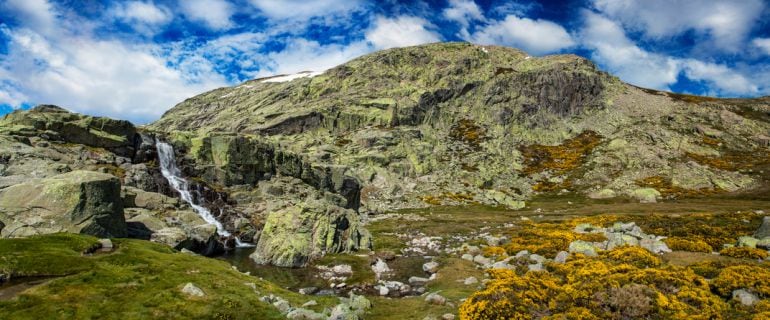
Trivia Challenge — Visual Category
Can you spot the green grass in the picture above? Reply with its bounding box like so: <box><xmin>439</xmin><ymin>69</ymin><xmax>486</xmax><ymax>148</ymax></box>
<box><xmin>0</xmin><ymin>234</ymin><xmax>335</xmax><ymax>320</ymax></box>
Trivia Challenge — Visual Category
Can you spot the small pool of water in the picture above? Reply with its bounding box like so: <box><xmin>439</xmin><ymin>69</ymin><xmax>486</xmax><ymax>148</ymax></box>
<box><xmin>216</xmin><ymin>247</ymin><xmax>327</xmax><ymax>291</ymax></box>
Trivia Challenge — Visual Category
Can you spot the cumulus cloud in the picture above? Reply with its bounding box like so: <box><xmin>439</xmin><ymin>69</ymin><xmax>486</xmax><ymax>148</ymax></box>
<box><xmin>753</xmin><ymin>38</ymin><xmax>770</xmax><ymax>56</ymax></box>
<box><xmin>580</xmin><ymin>11</ymin><xmax>757</xmax><ymax>95</ymax></box>
<box><xmin>252</xmin><ymin>38</ymin><xmax>370</xmax><ymax>77</ymax></box>
<box><xmin>591</xmin><ymin>0</ymin><xmax>765</xmax><ymax>52</ymax></box>
<box><xmin>248</xmin><ymin>0</ymin><xmax>365</xmax><ymax>20</ymax></box>
<box><xmin>111</xmin><ymin>1</ymin><xmax>172</xmax><ymax>35</ymax></box>
<box><xmin>443</xmin><ymin>0</ymin><xmax>485</xmax><ymax>28</ymax></box>
<box><xmin>179</xmin><ymin>0</ymin><xmax>235</xmax><ymax>30</ymax></box>
<box><xmin>468</xmin><ymin>15</ymin><xmax>575</xmax><ymax>55</ymax></box>
<box><xmin>365</xmin><ymin>16</ymin><xmax>442</xmax><ymax>50</ymax></box>
<box><xmin>0</xmin><ymin>1</ymin><xmax>229</xmax><ymax>124</ymax></box>
<box><xmin>2</xmin><ymin>0</ymin><xmax>57</xmax><ymax>34</ymax></box>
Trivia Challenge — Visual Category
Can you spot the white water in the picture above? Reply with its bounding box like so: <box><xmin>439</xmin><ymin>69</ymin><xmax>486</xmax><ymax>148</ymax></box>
<box><xmin>156</xmin><ymin>142</ymin><xmax>253</xmax><ymax>247</ymax></box>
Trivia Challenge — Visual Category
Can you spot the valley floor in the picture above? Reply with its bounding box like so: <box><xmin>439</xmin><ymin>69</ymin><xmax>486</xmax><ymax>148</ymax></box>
<box><xmin>2</xmin><ymin>195</ymin><xmax>770</xmax><ymax>319</ymax></box>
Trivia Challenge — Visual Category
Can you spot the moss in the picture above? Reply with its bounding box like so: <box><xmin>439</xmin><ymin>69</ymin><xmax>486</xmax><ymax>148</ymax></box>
<box><xmin>449</xmin><ymin>119</ymin><xmax>486</xmax><ymax>151</ymax></box>
<box><xmin>635</xmin><ymin>176</ymin><xmax>720</xmax><ymax>198</ymax></box>
<box><xmin>0</xmin><ymin>234</ymin><xmax>328</xmax><ymax>319</ymax></box>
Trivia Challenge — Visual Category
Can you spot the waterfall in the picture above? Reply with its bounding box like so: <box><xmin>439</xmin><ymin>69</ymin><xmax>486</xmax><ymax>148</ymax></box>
<box><xmin>156</xmin><ymin>141</ymin><xmax>253</xmax><ymax>247</ymax></box>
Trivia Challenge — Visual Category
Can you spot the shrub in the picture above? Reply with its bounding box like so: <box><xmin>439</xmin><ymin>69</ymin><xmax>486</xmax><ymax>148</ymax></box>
<box><xmin>665</xmin><ymin>237</ymin><xmax>713</xmax><ymax>253</ymax></box>
<box><xmin>483</xmin><ymin>246</ymin><xmax>507</xmax><ymax>257</ymax></box>
<box><xmin>712</xmin><ymin>265</ymin><xmax>770</xmax><ymax>297</ymax></box>
<box><xmin>604</xmin><ymin>246</ymin><xmax>661</xmax><ymax>268</ymax></box>
<box><xmin>719</xmin><ymin>247</ymin><xmax>769</xmax><ymax>260</ymax></box>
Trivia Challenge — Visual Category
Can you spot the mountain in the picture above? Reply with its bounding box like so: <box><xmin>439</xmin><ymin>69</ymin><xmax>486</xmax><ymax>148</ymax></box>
<box><xmin>2</xmin><ymin>42</ymin><xmax>770</xmax><ymax>319</ymax></box>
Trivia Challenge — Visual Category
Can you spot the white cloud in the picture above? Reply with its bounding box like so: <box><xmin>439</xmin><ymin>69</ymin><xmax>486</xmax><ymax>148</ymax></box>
<box><xmin>365</xmin><ymin>16</ymin><xmax>442</xmax><ymax>50</ymax></box>
<box><xmin>753</xmin><ymin>38</ymin><xmax>770</xmax><ymax>56</ymax></box>
<box><xmin>248</xmin><ymin>0</ymin><xmax>364</xmax><ymax>20</ymax></box>
<box><xmin>580</xmin><ymin>11</ymin><xmax>680</xmax><ymax>90</ymax></box>
<box><xmin>468</xmin><ymin>15</ymin><xmax>575</xmax><ymax>55</ymax></box>
<box><xmin>2</xmin><ymin>0</ymin><xmax>57</xmax><ymax>34</ymax></box>
<box><xmin>682</xmin><ymin>59</ymin><xmax>757</xmax><ymax>95</ymax></box>
<box><xmin>253</xmin><ymin>38</ymin><xmax>370</xmax><ymax>77</ymax></box>
<box><xmin>112</xmin><ymin>1</ymin><xmax>172</xmax><ymax>25</ymax></box>
<box><xmin>443</xmin><ymin>0</ymin><xmax>485</xmax><ymax>28</ymax></box>
<box><xmin>580</xmin><ymin>11</ymin><xmax>758</xmax><ymax>96</ymax></box>
<box><xmin>0</xmin><ymin>5</ymin><xmax>229</xmax><ymax>124</ymax></box>
<box><xmin>591</xmin><ymin>0</ymin><xmax>765</xmax><ymax>51</ymax></box>
<box><xmin>179</xmin><ymin>0</ymin><xmax>234</xmax><ymax>30</ymax></box>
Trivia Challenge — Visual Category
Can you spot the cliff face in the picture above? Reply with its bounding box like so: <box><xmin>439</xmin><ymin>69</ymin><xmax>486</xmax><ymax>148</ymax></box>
<box><xmin>151</xmin><ymin>42</ymin><xmax>770</xmax><ymax>214</ymax></box>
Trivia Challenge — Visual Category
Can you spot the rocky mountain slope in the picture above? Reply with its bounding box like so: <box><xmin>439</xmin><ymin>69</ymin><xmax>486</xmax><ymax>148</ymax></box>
<box><xmin>2</xmin><ymin>42</ymin><xmax>770</xmax><ymax>269</ymax></box>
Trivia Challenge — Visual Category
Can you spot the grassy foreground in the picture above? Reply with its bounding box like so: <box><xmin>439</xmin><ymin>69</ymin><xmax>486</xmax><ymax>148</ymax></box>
<box><xmin>0</xmin><ymin>233</ymin><xmax>335</xmax><ymax>320</ymax></box>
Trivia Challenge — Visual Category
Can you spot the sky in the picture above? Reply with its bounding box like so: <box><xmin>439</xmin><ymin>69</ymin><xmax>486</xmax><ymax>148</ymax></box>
<box><xmin>1</xmin><ymin>0</ymin><xmax>769</xmax><ymax>124</ymax></box>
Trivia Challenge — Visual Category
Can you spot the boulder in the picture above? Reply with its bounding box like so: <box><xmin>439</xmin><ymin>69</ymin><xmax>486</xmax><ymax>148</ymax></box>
<box><xmin>737</xmin><ymin>236</ymin><xmax>759</xmax><ymax>248</ymax></box>
<box><xmin>630</xmin><ymin>188</ymin><xmax>660</xmax><ymax>203</ymax></box>
<box><xmin>287</xmin><ymin>308</ymin><xmax>326</xmax><ymax>320</ymax></box>
<box><xmin>0</xmin><ymin>105</ymin><xmax>137</xmax><ymax>157</ymax></box>
<box><xmin>425</xmin><ymin>292</ymin><xmax>447</xmax><ymax>305</ymax></box>
<box><xmin>423</xmin><ymin>261</ymin><xmax>440</xmax><ymax>273</ymax></box>
<box><xmin>639</xmin><ymin>238</ymin><xmax>671</xmax><ymax>254</ymax></box>
<box><xmin>732</xmin><ymin>289</ymin><xmax>759</xmax><ymax>306</ymax></box>
<box><xmin>181</xmin><ymin>283</ymin><xmax>205</xmax><ymax>297</ymax></box>
<box><xmin>554</xmin><ymin>251</ymin><xmax>569</xmax><ymax>264</ymax></box>
<box><xmin>250</xmin><ymin>202</ymin><xmax>371</xmax><ymax>267</ymax></box>
<box><xmin>568</xmin><ymin>240</ymin><xmax>598</xmax><ymax>256</ymax></box>
<box><xmin>754</xmin><ymin>216</ymin><xmax>770</xmax><ymax>239</ymax></box>
<box><xmin>0</xmin><ymin>170</ymin><xmax>127</xmax><ymax>238</ymax></box>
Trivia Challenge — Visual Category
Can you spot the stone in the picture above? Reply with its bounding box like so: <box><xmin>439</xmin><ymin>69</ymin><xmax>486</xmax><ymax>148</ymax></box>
<box><xmin>98</xmin><ymin>238</ymin><xmax>113</xmax><ymax>250</ymax></box>
<box><xmin>569</xmin><ymin>240</ymin><xmax>598</xmax><ymax>257</ymax></box>
<box><xmin>639</xmin><ymin>238</ymin><xmax>672</xmax><ymax>254</ymax></box>
<box><xmin>473</xmin><ymin>255</ymin><xmax>491</xmax><ymax>265</ymax></box>
<box><xmin>573</xmin><ymin>223</ymin><xmax>599</xmax><ymax>234</ymax></box>
<box><xmin>333</xmin><ymin>264</ymin><xmax>353</xmax><ymax>275</ymax></box>
<box><xmin>273</xmin><ymin>299</ymin><xmax>292</xmax><ymax>314</ymax></box>
<box><xmin>528</xmin><ymin>263</ymin><xmax>544</xmax><ymax>272</ymax></box>
<box><xmin>423</xmin><ymin>261</ymin><xmax>439</xmax><ymax>273</ymax></box>
<box><xmin>409</xmin><ymin>276</ymin><xmax>430</xmax><ymax>286</ymax></box>
<box><xmin>181</xmin><ymin>283</ymin><xmax>205</xmax><ymax>297</ymax></box>
<box><xmin>287</xmin><ymin>308</ymin><xmax>326</xmax><ymax>320</ymax></box>
<box><xmin>605</xmin><ymin>232</ymin><xmax>639</xmax><ymax>250</ymax></box>
<box><xmin>755</xmin><ymin>216</ymin><xmax>770</xmax><ymax>239</ymax></box>
<box><xmin>0</xmin><ymin>170</ymin><xmax>127</xmax><ymax>238</ymax></box>
<box><xmin>514</xmin><ymin>250</ymin><xmax>530</xmax><ymax>258</ymax></box>
<box><xmin>250</xmin><ymin>202</ymin><xmax>371</xmax><ymax>267</ymax></box>
<box><xmin>588</xmin><ymin>188</ymin><xmax>616</xmax><ymax>199</ymax></box>
<box><xmin>371</xmin><ymin>258</ymin><xmax>391</xmax><ymax>279</ymax></box>
<box><xmin>463</xmin><ymin>277</ymin><xmax>478</xmax><ymax>285</ymax></box>
<box><xmin>738</xmin><ymin>236</ymin><xmax>759</xmax><ymax>248</ymax></box>
<box><xmin>757</xmin><ymin>237</ymin><xmax>770</xmax><ymax>249</ymax></box>
<box><xmin>302</xmin><ymin>300</ymin><xmax>317</xmax><ymax>308</ymax></box>
<box><xmin>630</xmin><ymin>188</ymin><xmax>661</xmax><ymax>203</ymax></box>
<box><xmin>378</xmin><ymin>285</ymin><xmax>389</xmax><ymax>296</ymax></box>
<box><xmin>554</xmin><ymin>251</ymin><xmax>569</xmax><ymax>264</ymax></box>
<box><xmin>298</xmin><ymin>287</ymin><xmax>318</xmax><ymax>295</ymax></box>
<box><xmin>528</xmin><ymin>254</ymin><xmax>546</xmax><ymax>264</ymax></box>
<box><xmin>732</xmin><ymin>289</ymin><xmax>759</xmax><ymax>306</ymax></box>
<box><xmin>442</xmin><ymin>314</ymin><xmax>456</xmax><ymax>320</ymax></box>
<box><xmin>461</xmin><ymin>253</ymin><xmax>474</xmax><ymax>261</ymax></box>
<box><xmin>425</xmin><ymin>292</ymin><xmax>447</xmax><ymax>305</ymax></box>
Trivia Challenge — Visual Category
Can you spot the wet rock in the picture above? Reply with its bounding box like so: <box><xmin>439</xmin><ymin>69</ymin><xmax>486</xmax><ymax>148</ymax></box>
<box><xmin>181</xmin><ymin>283</ymin><xmax>205</xmax><ymax>297</ymax></box>
<box><xmin>298</xmin><ymin>287</ymin><xmax>318</xmax><ymax>295</ymax></box>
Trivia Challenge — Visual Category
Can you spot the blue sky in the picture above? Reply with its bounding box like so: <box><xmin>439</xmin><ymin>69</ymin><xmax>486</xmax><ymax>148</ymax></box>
<box><xmin>1</xmin><ymin>0</ymin><xmax>769</xmax><ymax>124</ymax></box>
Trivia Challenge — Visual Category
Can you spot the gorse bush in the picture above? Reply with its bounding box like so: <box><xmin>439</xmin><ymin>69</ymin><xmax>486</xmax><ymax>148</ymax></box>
<box><xmin>603</xmin><ymin>246</ymin><xmax>661</xmax><ymax>268</ymax></box>
<box><xmin>719</xmin><ymin>247</ymin><xmax>769</xmax><ymax>260</ymax></box>
<box><xmin>664</xmin><ymin>237</ymin><xmax>713</xmax><ymax>253</ymax></box>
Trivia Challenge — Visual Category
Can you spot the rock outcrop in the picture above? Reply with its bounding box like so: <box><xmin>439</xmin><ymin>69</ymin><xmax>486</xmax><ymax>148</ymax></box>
<box><xmin>0</xmin><ymin>170</ymin><xmax>127</xmax><ymax>238</ymax></box>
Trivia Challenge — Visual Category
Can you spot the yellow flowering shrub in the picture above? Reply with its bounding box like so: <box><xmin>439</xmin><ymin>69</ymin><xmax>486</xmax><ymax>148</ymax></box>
<box><xmin>719</xmin><ymin>247</ymin><xmax>769</xmax><ymax>260</ymax></box>
<box><xmin>503</xmin><ymin>222</ymin><xmax>606</xmax><ymax>257</ymax></box>
<box><xmin>603</xmin><ymin>246</ymin><xmax>661</xmax><ymax>268</ymax></box>
<box><xmin>664</xmin><ymin>237</ymin><xmax>713</xmax><ymax>253</ymax></box>
<box><xmin>483</xmin><ymin>246</ymin><xmax>507</xmax><ymax>257</ymax></box>
<box><xmin>712</xmin><ymin>265</ymin><xmax>770</xmax><ymax>297</ymax></box>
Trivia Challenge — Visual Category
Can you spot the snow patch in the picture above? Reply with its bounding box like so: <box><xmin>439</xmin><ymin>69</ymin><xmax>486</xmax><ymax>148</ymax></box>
<box><xmin>262</xmin><ymin>71</ymin><xmax>323</xmax><ymax>83</ymax></box>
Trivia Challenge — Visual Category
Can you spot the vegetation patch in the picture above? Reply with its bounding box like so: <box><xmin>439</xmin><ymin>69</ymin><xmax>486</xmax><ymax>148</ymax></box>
<box><xmin>664</xmin><ymin>237</ymin><xmax>713</xmax><ymax>253</ymax></box>
<box><xmin>635</xmin><ymin>175</ymin><xmax>720</xmax><ymax>198</ymax></box>
<box><xmin>719</xmin><ymin>247</ymin><xmax>770</xmax><ymax>260</ymax></box>
<box><xmin>449</xmin><ymin>119</ymin><xmax>487</xmax><ymax>151</ymax></box>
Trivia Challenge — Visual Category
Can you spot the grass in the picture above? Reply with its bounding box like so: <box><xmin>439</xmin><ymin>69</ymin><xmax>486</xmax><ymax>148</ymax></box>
<box><xmin>0</xmin><ymin>234</ymin><xmax>335</xmax><ymax>320</ymax></box>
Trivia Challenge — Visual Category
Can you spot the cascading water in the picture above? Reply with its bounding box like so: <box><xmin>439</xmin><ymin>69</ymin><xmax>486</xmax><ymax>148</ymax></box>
<box><xmin>156</xmin><ymin>141</ymin><xmax>253</xmax><ymax>247</ymax></box>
